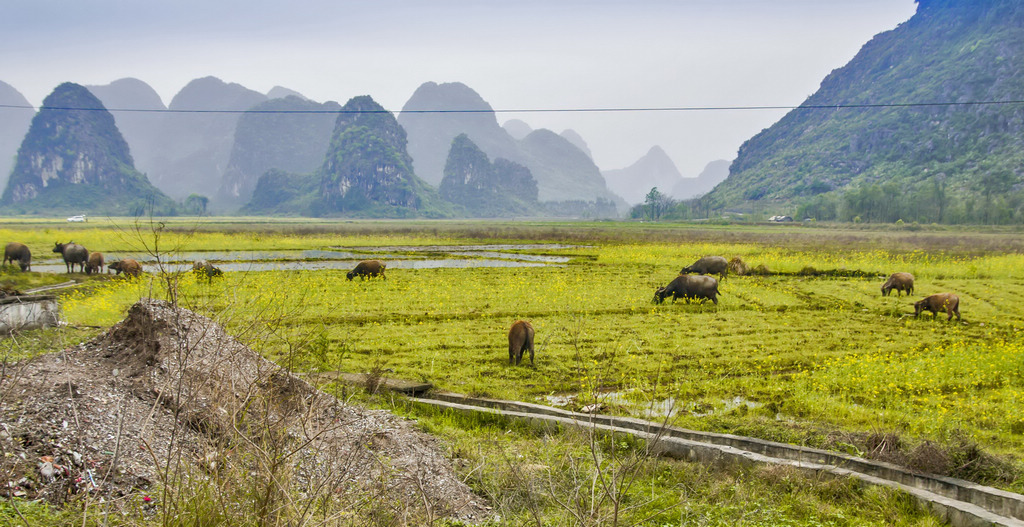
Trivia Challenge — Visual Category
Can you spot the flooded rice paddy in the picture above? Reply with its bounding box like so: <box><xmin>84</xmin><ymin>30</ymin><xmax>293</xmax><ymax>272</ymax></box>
<box><xmin>31</xmin><ymin>244</ymin><xmax>576</xmax><ymax>274</ymax></box>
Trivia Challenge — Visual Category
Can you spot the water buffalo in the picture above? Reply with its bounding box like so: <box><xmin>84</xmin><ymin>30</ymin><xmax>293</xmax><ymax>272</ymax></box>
<box><xmin>882</xmin><ymin>272</ymin><xmax>914</xmax><ymax>297</ymax></box>
<box><xmin>508</xmin><ymin>320</ymin><xmax>535</xmax><ymax>366</ymax></box>
<box><xmin>654</xmin><ymin>274</ymin><xmax>720</xmax><ymax>305</ymax></box>
<box><xmin>3</xmin><ymin>242</ymin><xmax>31</xmax><ymax>271</ymax></box>
<box><xmin>108</xmin><ymin>259</ymin><xmax>142</xmax><ymax>278</ymax></box>
<box><xmin>86</xmin><ymin>252</ymin><xmax>105</xmax><ymax>275</ymax></box>
<box><xmin>347</xmin><ymin>260</ymin><xmax>386</xmax><ymax>280</ymax></box>
<box><xmin>192</xmin><ymin>260</ymin><xmax>223</xmax><ymax>279</ymax></box>
<box><xmin>681</xmin><ymin>255</ymin><xmax>728</xmax><ymax>280</ymax></box>
<box><xmin>53</xmin><ymin>242</ymin><xmax>88</xmax><ymax>273</ymax></box>
<box><xmin>914</xmin><ymin>293</ymin><xmax>960</xmax><ymax>321</ymax></box>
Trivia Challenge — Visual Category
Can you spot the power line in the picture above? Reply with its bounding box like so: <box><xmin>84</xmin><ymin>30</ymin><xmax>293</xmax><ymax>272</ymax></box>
<box><xmin>0</xmin><ymin>99</ymin><xmax>1023</xmax><ymax>115</ymax></box>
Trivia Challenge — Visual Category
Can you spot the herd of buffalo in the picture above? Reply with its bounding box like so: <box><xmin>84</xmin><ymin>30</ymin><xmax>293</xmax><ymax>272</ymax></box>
<box><xmin>3</xmin><ymin>245</ymin><xmax>963</xmax><ymax>366</ymax></box>
<box><xmin>3</xmin><ymin>241</ymin><xmax>223</xmax><ymax>280</ymax></box>
<box><xmin>652</xmin><ymin>255</ymin><xmax>960</xmax><ymax>322</ymax></box>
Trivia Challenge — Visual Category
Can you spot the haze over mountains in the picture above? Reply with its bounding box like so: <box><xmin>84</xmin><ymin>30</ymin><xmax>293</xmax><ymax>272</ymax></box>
<box><xmin>397</xmin><ymin>82</ymin><xmax>625</xmax><ymax>211</ymax></box>
<box><xmin>84</xmin><ymin>78</ymin><xmax>166</xmax><ymax>179</ymax></box>
<box><xmin>218</xmin><ymin>96</ymin><xmax>341</xmax><ymax>207</ymax></box>
<box><xmin>2</xmin><ymin>76</ymin><xmax>657</xmax><ymax>217</ymax></box>
<box><xmin>3</xmin><ymin>0</ymin><xmax>1022</xmax><ymax>222</ymax></box>
<box><xmin>0</xmin><ymin>81</ymin><xmax>34</xmax><ymax>193</ymax></box>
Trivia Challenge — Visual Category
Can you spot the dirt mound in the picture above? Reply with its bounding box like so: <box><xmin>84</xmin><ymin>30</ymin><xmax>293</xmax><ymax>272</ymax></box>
<box><xmin>0</xmin><ymin>299</ymin><xmax>489</xmax><ymax>523</ymax></box>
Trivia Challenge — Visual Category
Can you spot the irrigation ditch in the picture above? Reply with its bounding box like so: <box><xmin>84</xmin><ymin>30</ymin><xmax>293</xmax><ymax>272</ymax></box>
<box><xmin>325</xmin><ymin>374</ymin><xmax>1024</xmax><ymax>527</ymax></box>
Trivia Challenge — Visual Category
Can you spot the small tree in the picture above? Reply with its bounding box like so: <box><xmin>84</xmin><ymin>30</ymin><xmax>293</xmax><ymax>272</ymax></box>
<box><xmin>184</xmin><ymin>193</ymin><xmax>209</xmax><ymax>215</ymax></box>
<box><xmin>642</xmin><ymin>187</ymin><xmax>675</xmax><ymax>222</ymax></box>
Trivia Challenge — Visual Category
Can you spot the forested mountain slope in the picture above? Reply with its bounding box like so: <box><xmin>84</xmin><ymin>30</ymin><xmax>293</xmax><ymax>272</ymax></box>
<box><xmin>707</xmin><ymin>0</ymin><xmax>1024</xmax><ymax>223</ymax></box>
<box><xmin>1</xmin><ymin>83</ymin><xmax>173</xmax><ymax>215</ymax></box>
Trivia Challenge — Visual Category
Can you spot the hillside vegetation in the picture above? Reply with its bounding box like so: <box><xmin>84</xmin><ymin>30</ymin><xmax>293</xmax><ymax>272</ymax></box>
<box><xmin>707</xmin><ymin>0</ymin><xmax>1024</xmax><ymax>224</ymax></box>
<box><xmin>1</xmin><ymin>83</ymin><xmax>174</xmax><ymax>215</ymax></box>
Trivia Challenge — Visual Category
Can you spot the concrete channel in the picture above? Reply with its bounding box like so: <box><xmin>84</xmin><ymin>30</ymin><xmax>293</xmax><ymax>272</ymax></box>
<box><xmin>406</xmin><ymin>391</ymin><xmax>1024</xmax><ymax>527</ymax></box>
<box><xmin>0</xmin><ymin>295</ymin><xmax>59</xmax><ymax>333</ymax></box>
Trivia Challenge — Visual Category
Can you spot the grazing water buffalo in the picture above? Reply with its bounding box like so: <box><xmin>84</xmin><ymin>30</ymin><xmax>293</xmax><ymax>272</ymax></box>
<box><xmin>4</xmin><ymin>242</ymin><xmax>31</xmax><ymax>271</ymax></box>
<box><xmin>882</xmin><ymin>272</ymin><xmax>914</xmax><ymax>297</ymax></box>
<box><xmin>108</xmin><ymin>259</ymin><xmax>142</xmax><ymax>278</ymax></box>
<box><xmin>681</xmin><ymin>255</ymin><xmax>728</xmax><ymax>280</ymax></box>
<box><xmin>85</xmin><ymin>252</ymin><xmax>105</xmax><ymax>275</ymax></box>
<box><xmin>53</xmin><ymin>242</ymin><xmax>88</xmax><ymax>273</ymax></box>
<box><xmin>192</xmin><ymin>260</ymin><xmax>223</xmax><ymax>279</ymax></box>
<box><xmin>347</xmin><ymin>260</ymin><xmax>386</xmax><ymax>280</ymax></box>
<box><xmin>914</xmin><ymin>293</ymin><xmax>961</xmax><ymax>321</ymax></box>
<box><xmin>508</xmin><ymin>320</ymin><xmax>535</xmax><ymax>366</ymax></box>
<box><xmin>654</xmin><ymin>274</ymin><xmax>720</xmax><ymax>305</ymax></box>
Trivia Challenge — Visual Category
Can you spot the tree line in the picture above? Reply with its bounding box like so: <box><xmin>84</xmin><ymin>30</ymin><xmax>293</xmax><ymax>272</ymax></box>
<box><xmin>631</xmin><ymin>177</ymin><xmax>1024</xmax><ymax>225</ymax></box>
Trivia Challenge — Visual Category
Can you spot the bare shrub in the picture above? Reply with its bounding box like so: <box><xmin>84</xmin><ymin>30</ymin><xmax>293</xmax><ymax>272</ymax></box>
<box><xmin>946</xmin><ymin>432</ymin><xmax>1017</xmax><ymax>484</ymax></box>
<box><xmin>363</xmin><ymin>353</ymin><xmax>389</xmax><ymax>395</ymax></box>
<box><xmin>864</xmin><ymin>431</ymin><xmax>903</xmax><ymax>462</ymax></box>
<box><xmin>906</xmin><ymin>441</ymin><xmax>950</xmax><ymax>475</ymax></box>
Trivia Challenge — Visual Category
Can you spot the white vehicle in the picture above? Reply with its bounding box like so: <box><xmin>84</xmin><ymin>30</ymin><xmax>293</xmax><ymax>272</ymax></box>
<box><xmin>66</xmin><ymin>214</ymin><xmax>87</xmax><ymax>223</ymax></box>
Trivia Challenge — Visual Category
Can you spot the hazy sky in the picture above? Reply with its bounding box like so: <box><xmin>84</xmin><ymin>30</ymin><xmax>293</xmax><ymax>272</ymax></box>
<box><xmin>2</xmin><ymin>0</ymin><xmax>917</xmax><ymax>178</ymax></box>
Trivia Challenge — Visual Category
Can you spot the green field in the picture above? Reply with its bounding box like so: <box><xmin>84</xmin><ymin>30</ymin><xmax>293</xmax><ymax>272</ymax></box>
<box><xmin>3</xmin><ymin>219</ymin><xmax>1023</xmax><ymax>525</ymax></box>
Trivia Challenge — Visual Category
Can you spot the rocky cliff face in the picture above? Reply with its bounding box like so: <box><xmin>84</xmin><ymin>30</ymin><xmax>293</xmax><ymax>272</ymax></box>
<box><xmin>603</xmin><ymin>146</ymin><xmax>684</xmax><ymax>205</ymax></box>
<box><xmin>1</xmin><ymin>83</ymin><xmax>173</xmax><ymax>214</ymax></box>
<box><xmin>707</xmin><ymin>0</ymin><xmax>1024</xmax><ymax>214</ymax></box>
<box><xmin>218</xmin><ymin>96</ymin><xmax>340</xmax><ymax>207</ymax></box>
<box><xmin>84</xmin><ymin>78</ymin><xmax>166</xmax><ymax>178</ymax></box>
<box><xmin>242</xmin><ymin>96</ymin><xmax>450</xmax><ymax>218</ymax></box>
<box><xmin>438</xmin><ymin>134</ymin><xmax>538</xmax><ymax>217</ymax></box>
<box><xmin>319</xmin><ymin>95</ymin><xmax>442</xmax><ymax>214</ymax></box>
<box><xmin>0</xmin><ymin>81</ymin><xmax>34</xmax><ymax>192</ymax></box>
<box><xmin>146</xmin><ymin>76</ymin><xmax>267</xmax><ymax>201</ymax></box>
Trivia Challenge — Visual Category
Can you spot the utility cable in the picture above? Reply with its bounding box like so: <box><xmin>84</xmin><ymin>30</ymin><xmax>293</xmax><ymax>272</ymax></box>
<box><xmin>1</xmin><ymin>99</ymin><xmax>1024</xmax><ymax>115</ymax></box>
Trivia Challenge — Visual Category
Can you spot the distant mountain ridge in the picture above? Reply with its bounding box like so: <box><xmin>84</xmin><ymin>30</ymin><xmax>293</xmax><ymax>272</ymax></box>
<box><xmin>244</xmin><ymin>95</ymin><xmax>451</xmax><ymax>218</ymax></box>
<box><xmin>672</xmin><ymin>159</ymin><xmax>730</xmax><ymax>200</ymax></box>
<box><xmin>147</xmin><ymin>76</ymin><xmax>267</xmax><ymax>201</ymax></box>
<box><xmin>602</xmin><ymin>146</ymin><xmax>684</xmax><ymax>205</ymax></box>
<box><xmin>706</xmin><ymin>0</ymin><xmax>1024</xmax><ymax>223</ymax></box>
<box><xmin>0</xmin><ymin>81</ymin><xmax>34</xmax><ymax>192</ymax></box>
<box><xmin>399</xmin><ymin>81</ymin><xmax>625</xmax><ymax>210</ymax></box>
<box><xmin>1</xmin><ymin>82</ymin><xmax>173</xmax><ymax>215</ymax></box>
<box><xmin>85</xmin><ymin>78</ymin><xmax>166</xmax><ymax>179</ymax></box>
<box><xmin>439</xmin><ymin>134</ymin><xmax>539</xmax><ymax>217</ymax></box>
<box><xmin>218</xmin><ymin>95</ymin><xmax>340</xmax><ymax>206</ymax></box>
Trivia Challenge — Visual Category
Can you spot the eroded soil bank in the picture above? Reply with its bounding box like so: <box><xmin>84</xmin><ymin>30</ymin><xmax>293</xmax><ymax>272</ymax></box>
<box><xmin>0</xmin><ymin>299</ymin><xmax>489</xmax><ymax>523</ymax></box>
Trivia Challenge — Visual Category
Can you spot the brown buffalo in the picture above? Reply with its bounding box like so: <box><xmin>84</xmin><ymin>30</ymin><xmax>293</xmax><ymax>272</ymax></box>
<box><xmin>914</xmin><ymin>293</ymin><xmax>960</xmax><ymax>321</ymax></box>
<box><xmin>654</xmin><ymin>274</ymin><xmax>720</xmax><ymax>305</ymax></box>
<box><xmin>108</xmin><ymin>259</ymin><xmax>142</xmax><ymax>278</ymax></box>
<box><xmin>86</xmin><ymin>252</ymin><xmax>105</xmax><ymax>275</ymax></box>
<box><xmin>192</xmin><ymin>260</ymin><xmax>224</xmax><ymax>279</ymax></box>
<box><xmin>882</xmin><ymin>272</ymin><xmax>914</xmax><ymax>296</ymax></box>
<box><xmin>3</xmin><ymin>242</ymin><xmax>31</xmax><ymax>271</ymax></box>
<box><xmin>347</xmin><ymin>260</ymin><xmax>386</xmax><ymax>280</ymax></box>
<box><xmin>681</xmin><ymin>255</ymin><xmax>728</xmax><ymax>280</ymax></box>
<box><xmin>508</xmin><ymin>320</ymin><xmax>535</xmax><ymax>366</ymax></box>
<box><xmin>53</xmin><ymin>242</ymin><xmax>88</xmax><ymax>273</ymax></box>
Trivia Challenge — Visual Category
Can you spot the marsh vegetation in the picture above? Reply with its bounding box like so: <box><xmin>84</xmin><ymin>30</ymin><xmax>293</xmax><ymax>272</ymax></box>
<box><xmin>2</xmin><ymin>219</ymin><xmax>1022</xmax><ymax>525</ymax></box>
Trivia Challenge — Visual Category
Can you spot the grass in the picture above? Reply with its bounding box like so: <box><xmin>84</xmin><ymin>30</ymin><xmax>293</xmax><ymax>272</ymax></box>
<box><xmin>4</xmin><ymin>219</ymin><xmax>1024</xmax><ymax>525</ymax></box>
